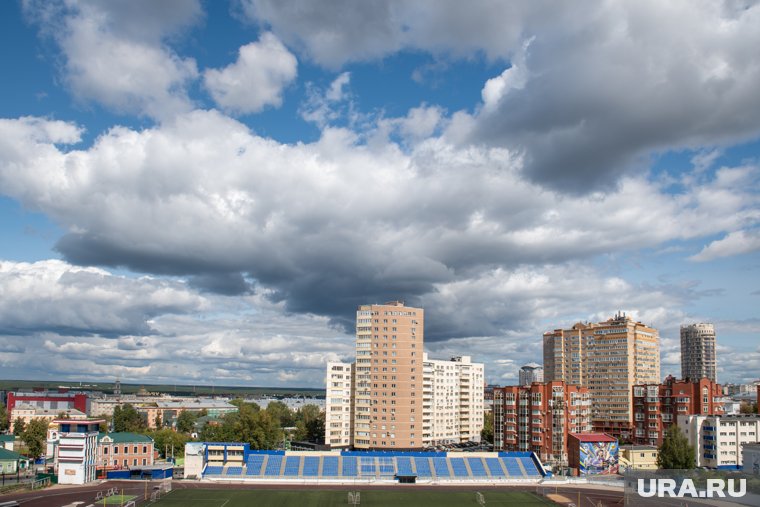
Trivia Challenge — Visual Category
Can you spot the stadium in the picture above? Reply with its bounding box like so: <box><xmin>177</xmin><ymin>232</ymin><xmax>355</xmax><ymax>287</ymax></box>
<box><xmin>185</xmin><ymin>442</ymin><xmax>548</xmax><ymax>483</ymax></box>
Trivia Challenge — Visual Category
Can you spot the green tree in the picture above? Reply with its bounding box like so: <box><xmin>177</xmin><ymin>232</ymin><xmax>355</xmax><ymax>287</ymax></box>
<box><xmin>147</xmin><ymin>428</ymin><xmax>189</xmax><ymax>459</ymax></box>
<box><xmin>657</xmin><ymin>425</ymin><xmax>695</xmax><ymax>469</ymax></box>
<box><xmin>481</xmin><ymin>410</ymin><xmax>494</xmax><ymax>444</ymax></box>
<box><xmin>176</xmin><ymin>411</ymin><xmax>198</xmax><ymax>433</ymax></box>
<box><xmin>265</xmin><ymin>401</ymin><xmax>295</xmax><ymax>427</ymax></box>
<box><xmin>154</xmin><ymin>412</ymin><xmax>163</xmax><ymax>429</ymax></box>
<box><xmin>99</xmin><ymin>414</ymin><xmax>112</xmax><ymax>433</ymax></box>
<box><xmin>740</xmin><ymin>402</ymin><xmax>758</xmax><ymax>414</ymax></box>
<box><xmin>113</xmin><ymin>404</ymin><xmax>146</xmax><ymax>433</ymax></box>
<box><xmin>13</xmin><ymin>417</ymin><xmax>26</xmax><ymax>436</ymax></box>
<box><xmin>21</xmin><ymin>418</ymin><xmax>48</xmax><ymax>459</ymax></box>
<box><xmin>0</xmin><ymin>402</ymin><xmax>8</xmax><ymax>432</ymax></box>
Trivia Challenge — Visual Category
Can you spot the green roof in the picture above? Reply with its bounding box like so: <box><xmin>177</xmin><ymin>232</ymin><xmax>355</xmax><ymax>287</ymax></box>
<box><xmin>0</xmin><ymin>448</ymin><xmax>22</xmax><ymax>460</ymax></box>
<box><xmin>0</xmin><ymin>435</ymin><xmax>15</xmax><ymax>442</ymax></box>
<box><xmin>98</xmin><ymin>432</ymin><xmax>153</xmax><ymax>444</ymax></box>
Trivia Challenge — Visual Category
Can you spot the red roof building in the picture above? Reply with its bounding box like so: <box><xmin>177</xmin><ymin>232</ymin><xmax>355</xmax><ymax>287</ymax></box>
<box><xmin>632</xmin><ymin>375</ymin><xmax>723</xmax><ymax>447</ymax></box>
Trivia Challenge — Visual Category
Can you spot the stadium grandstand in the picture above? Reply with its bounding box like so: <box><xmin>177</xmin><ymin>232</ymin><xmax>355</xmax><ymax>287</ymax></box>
<box><xmin>185</xmin><ymin>443</ymin><xmax>547</xmax><ymax>483</ymax></box>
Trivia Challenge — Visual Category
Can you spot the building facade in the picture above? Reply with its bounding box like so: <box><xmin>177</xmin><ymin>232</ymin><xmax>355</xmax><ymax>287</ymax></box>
<box><xmin>680</xmin><ymin>323</ymin><xmax>717</xmax><ymax>382</ymax></box>
<box><xmin>97</xmin><ymin>432</ymin><xmax>155</xmax><ymax>469</ymax></box>
<box><xmin>55</xmin><ymin>419</ymin><xmax>104</xmax><ymax>485</ymax></box>
<box><xmin>325</xmin><ymin>302</ymin><xmax>484</xmax><ymax>450</ymax></box>
<box><xmin>619</xmin><ymin>445</ymin><xmax>658</xmax><ymax>470</ymax></box>
<box><xmin>7</xmin><ymin>391</ymin><xmax>88</xmax><ymax>414</ymax></box>
<box><xmin>632</xmin><ymin>375</ymin><xmax>724</xmax><ymax>447</ymax></box>
<box><xmin>353</xmin><ymin>301</ymin><xmax>424</xmax><ymax>450</ymax></box>
<box><xmin>10</xmin><ymin>404</ymin><xmax>88</xmax><ymax>433</ymax></box>
<box><xmin>492</xmin><ymin>381</ymin><xmax>591</xmax><ymax>463</ymax></box>
<box><xmin>325</xmin><ymin>362</ymin><xmax>354</xmax><ymax>448</ymax></box>
<box><xmin>679</xmin><ymin>414</ymin><xmax>760</xmax><ymax>469</ymax></box>
<box><xmin>519</xmin><ymin>363</ymin><xmax>544</xmax><ymax>386</ymax></box>
<box><xmin>422</xmin><ymin>354</ymin><xmax>484</xmax><ymax>445</ymax></box>
<box><xmin>543</xmin><ymin>313</ymin><xmax>660</xmax><ymax>440</ymax></box>
<box><xmin>568</xmin><ymin>433</ymin><xmax>619</xmax><ymax>475</ymax></box>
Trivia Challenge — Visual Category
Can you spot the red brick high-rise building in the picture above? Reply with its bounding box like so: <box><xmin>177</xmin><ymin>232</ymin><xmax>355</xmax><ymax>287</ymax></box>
<box><xmin>632</xmin><ymin>375</ymin><xmax>723</xmax><ymax>446</ymax></box>
<box><xmin>493</xmin><ymin>381</ymin><xmax>592</xmax><ymax>463</ymax></box>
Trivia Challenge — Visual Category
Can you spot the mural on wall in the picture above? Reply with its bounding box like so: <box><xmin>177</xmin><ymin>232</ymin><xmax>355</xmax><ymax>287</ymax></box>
<box><xmin>579</xmin><ymin>440</ymin><xmax>619</xmax><ymax>475</ymax></box>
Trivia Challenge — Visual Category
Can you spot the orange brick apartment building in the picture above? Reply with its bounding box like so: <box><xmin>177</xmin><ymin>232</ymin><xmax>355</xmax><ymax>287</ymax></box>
<box><xmin>493</xmin><ymin>381</ymin><xmax>592</xmax><ymax>463</ymax></box>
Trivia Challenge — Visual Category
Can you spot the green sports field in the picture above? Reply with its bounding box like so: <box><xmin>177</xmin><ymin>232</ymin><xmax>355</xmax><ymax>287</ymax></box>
<box><xmin>153</xmin><ymin>489</ymin><xmax>556</xmax><ymax>507</ymax></box>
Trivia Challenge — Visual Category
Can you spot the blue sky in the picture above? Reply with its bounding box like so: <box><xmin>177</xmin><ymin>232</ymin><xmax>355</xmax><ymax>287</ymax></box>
<box><xmin>0</xmin><ymin>0</ymin><xmax>758</xmax><ymax>387</ymax></box>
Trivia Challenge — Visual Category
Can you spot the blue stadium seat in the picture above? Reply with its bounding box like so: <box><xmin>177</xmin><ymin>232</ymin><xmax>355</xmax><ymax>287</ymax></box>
<box><xmin>467</xmin><ymin>458</ymin><xmax>487</xmax><ymax>477</ymax></box>
<box><xmin>224</xmin><ymin>466</ymin><xmax>243</xmax><ymax>475</ymax></box>
<box><xmin>204</xmin><ymin>465</ymin><xmax>223</xmax><ymax>475</ymax></box>
<box><xmin>413</xmin><ymin>457</ymin><xmax>431</xmax><ymax>477</ymax></box>
<box><xmin>449</xmin><ymin>457</ymin><xmax>470</xmax><ymax>478</ymax></box>
<box><xmin>342</xmin><ymin>456</ymin><xmax>358</xmax><ymax>477</ymax></box>
<box><xmin>395</xmin><ymin>457</ymin><xmax>414</xmax><ymax>476</ymax></box>
<box><xmin>432</xmin><ymin>458</ymin><xmax>450</xmax><ymax>478</ymax></box>
<box><xmin>264</xmin><ymin>455</ymin><xmax>283</xmax><ymax>476</ymax></box>
<box><xmin>485</xmin><ymin>457</ymin><xmax>506</xmax><ymax>477</ymax></box>
<box><xmin>246</xmin><ymin>455</ymin><xmax>265</xmax><ymax>475</ymax></box>
<box><xmin>360</xmin><ymin>456</ymin><xmax>376</xmax><ymax>475</ymax></box>
<box><xmin>502</xmin><ymin>457</ymin><xmax>523</xmax><ymax>476</ymax></box>
<box><xmin>283</xmin><ymin>456</ymin><xmax>301</xmax><ymax>476</ymax></box>
<box><xmin>303</xmin><ymin>456</ymin><xmax>320</xmax><ymax>477</ymax></box>
<box><xmin>378</xmin><ymin>457</ymin><xmax>395</xmax><ymax>475</ymax></box>
<box><xmin>322</xmin><ymin>456</ymin><xmax>339</xmax><ymax>477</ymax></box>
<box><xmin>519</xmin><ymin>457</ymin><xmax>541</xmax><ymax>476</ymax></box>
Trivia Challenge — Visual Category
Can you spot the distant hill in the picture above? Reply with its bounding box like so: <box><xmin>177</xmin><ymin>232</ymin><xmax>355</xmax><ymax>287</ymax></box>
<box><xmin>0</xmin><ymin>379</ymin><xmax>325</xmax><ymax>398</ymax></box>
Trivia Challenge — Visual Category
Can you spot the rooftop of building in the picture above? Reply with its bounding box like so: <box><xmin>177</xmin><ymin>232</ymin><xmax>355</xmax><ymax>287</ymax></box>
<box><xmin>0</xmin><ymin>448</ymin><xmax>22</xmax><ymax>460</ymax></box>
<box><xmin>570</xmin><ymin>433</ymin><xmax>617</xmax><ymax>442</ymax></box>
<box><xmin>53</xmin><ymin>418</ymin><xmax>105</xmax><ymax>425</ymax></box>
<box><xmin>0</xmin><ymin>435</ymin><xmax>15</xmax><ymax>442</ymax></box>
<box><xmin>620</xmin><ymin>445</ymin><xmax>657</xmax><ymax>451</ymax></box>
<box><xmin>154</xmin><ymin>399</ymin><xmax>237</xmax><ymax>409</ymax></box>
<box><xmin>10</xmin><ymin>390</ymin><xmax>86</xmax><ymax>397</ymax></box>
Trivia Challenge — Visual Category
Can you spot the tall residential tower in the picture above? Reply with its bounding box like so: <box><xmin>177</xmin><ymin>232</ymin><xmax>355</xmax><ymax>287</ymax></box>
<box><xmin>543</xmin><ymin>313</ymin><xmax>660</xmax><ymax>440</ymax></box>
<box><xmin>680</xmin><ymin>323</ymin><xmax>717</xmax><ymax>382</ymax></box>
<box><xmin>354</xmin><ymin>301</ymin><xmax>424</xmax><ymax>449</ymax></box>
<box><xmin>326</xmin><ymin>301</ymin><xmax>485</xmax><ymax>450</ymax></box>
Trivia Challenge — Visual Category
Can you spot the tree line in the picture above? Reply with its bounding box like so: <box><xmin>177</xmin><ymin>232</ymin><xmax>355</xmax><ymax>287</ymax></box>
<box><xmin>1</xmin><ymin>398</ymin><xmax>324</xmax><ymax>460</ymax></box>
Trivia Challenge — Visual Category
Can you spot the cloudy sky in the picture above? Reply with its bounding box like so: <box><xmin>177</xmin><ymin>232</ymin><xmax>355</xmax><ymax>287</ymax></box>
<box><xmin>1</xmin><ymin>0</ymin><xmax>759</xmax><ymax>388</ymax></box>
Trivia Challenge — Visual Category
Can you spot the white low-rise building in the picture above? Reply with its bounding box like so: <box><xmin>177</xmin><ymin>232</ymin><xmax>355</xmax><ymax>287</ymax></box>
<box><xmin>55</xmin><ymin>419</ymin><xmax>104</xmax><ymax>485</ymax></box>
<box><xmin>679</xmin><ymin>414</ymin><xmax>760</xmax><ymax>469</ymax></box>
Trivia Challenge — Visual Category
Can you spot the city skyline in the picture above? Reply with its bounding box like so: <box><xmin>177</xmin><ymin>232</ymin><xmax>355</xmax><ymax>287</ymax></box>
<box><xmin>1</xmin><ymin>1</ymin><xmax>759</xmax><ymax>388</ymax></box>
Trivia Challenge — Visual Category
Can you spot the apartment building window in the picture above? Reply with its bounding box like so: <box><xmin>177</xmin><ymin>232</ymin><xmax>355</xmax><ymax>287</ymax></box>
<box><xmin>114</xmin><ymin>446</ymin><xmax>119</xmax><ymax>454</ymax></box>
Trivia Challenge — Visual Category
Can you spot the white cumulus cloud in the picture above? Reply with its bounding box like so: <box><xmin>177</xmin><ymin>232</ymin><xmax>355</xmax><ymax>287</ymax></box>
<box><xmin>204</xmin><ymin>33</ymin><xmax>298</xmax><ymax>115</ymax></box>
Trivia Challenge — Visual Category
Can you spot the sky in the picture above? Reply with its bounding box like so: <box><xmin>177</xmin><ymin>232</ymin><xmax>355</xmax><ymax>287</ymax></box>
<box><xmin>0</xmin><ymin>0</ymin><xmax>759</xmax><ymax>388</ymax></box>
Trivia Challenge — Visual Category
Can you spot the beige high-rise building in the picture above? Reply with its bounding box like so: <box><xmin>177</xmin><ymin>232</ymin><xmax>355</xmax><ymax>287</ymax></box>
<box><xmin>325</xmin><ymin>301</ymin><xmax>485</xmax><ymax>450</ymax></box>
<box><xmin>680</xmin><ymin>323</ymin><xmax>717</xmax><ymax>382</ymax></box>
<box><xmin>543</xmin><ymin>313</ymin><xmax>660</xmax><ymax>439</ymax></box>
<box><xmin>354</xmin><ymin>301</ymin><xmax>424</xmax><ymax>449</ymax></box>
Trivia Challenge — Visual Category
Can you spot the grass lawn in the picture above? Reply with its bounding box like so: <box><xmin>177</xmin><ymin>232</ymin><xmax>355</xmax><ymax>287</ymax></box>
<box><xmin>153</xmin><ymin>489</ymin><xmax>555</xmax><ymax>507</ymax></box>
